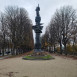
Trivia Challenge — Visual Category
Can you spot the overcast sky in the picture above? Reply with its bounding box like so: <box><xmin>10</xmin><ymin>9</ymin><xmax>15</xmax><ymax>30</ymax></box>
<box><xmin>0</xmin><ymin>0</ymin><xmax>77</xmax><ymax>36</ymax></box>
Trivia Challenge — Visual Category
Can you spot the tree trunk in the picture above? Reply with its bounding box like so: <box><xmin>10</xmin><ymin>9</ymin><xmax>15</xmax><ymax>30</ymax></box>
<box><xmin>54</xmin><ymin>44</ymin><xmax>56</xmax><ymax>53</ymax></box>
<box><xmin>11</xmin><ymin>44</ymin><xmax>15</xmax><ymax>55</ymax></box>
<box><xmin>2</xmin><ymin>49</ymin><xmax>4</xmax><ymax>56</ymax></box>
<box><xmin>59</xmin><ymin>40</ymin><xmax>62</xmax><ymax>54</ymax></box>
<box><xmin>64</xmin><ymin>43</ymin><xmax>67</xmax><ymax>55</ymax></box>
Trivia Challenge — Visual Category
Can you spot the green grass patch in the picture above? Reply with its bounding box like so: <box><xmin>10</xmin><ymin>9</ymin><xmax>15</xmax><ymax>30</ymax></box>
<box><xmin>23</xmin><ymin>54</ymin><xmax>54</xmax><ymax>60</ymax></box>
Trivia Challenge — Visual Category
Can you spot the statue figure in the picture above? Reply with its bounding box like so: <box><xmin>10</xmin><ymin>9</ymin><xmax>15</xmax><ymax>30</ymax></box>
<box><xmin>36</xmin><ymin>4</ymin><xmax>40</xmax><ymax>16</ymax></box>
<box><xmin>35</xmin><ymin>4</ymin><xmax>41</xmax><ymax>25</ymax></box>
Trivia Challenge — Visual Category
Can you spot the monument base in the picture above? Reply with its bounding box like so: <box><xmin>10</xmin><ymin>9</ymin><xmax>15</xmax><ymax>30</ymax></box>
<box><xmin>31</xmin><ymin>51</ymin><xmax>47</xmax><ymax>56</ymax></box>
<box><xmin>22</xmin><ymin>51</ymin><xmax>53</xmax><ymax>60</ymax></box>
<box><xmin>34</xmin><ymin>49</ymin><xmax>42</xmax><ymax>52</ymax></box>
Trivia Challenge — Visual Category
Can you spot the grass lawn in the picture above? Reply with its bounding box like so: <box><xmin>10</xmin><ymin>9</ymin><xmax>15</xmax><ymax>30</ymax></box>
<box><xmin>23</xmin><ymin>54</ymin><xmax>54</xmax><ymax>60</ymax></box>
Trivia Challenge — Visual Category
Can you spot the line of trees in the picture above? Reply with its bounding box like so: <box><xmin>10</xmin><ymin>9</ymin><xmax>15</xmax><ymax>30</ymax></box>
<box><xmin>41</xmin><ymin>6</ymin><xmax>77</xmax><ymax>55</ymax></box>
<box><xmin>0</xmin><ymin>6</ymin><xmax>34</xmax><ymax>56</ymax></box>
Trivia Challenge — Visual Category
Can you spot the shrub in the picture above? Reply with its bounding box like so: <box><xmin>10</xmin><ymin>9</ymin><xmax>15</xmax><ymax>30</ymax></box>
<box><xmin>72</xmin><ymin>45</ymin><xmax>77</xmax><ymax>52</ymax></box>
<box><xmin>56</xmin><ymin>47</ymin><xmax>60</xmax><ymax>52</ymax></box>
<box><xmin>66</xmin><ymin>44</ymin><xmax>77</xmax><ymax>55</ymax></box>
<box><xmin>66</xmin><ymin>45</ymin><xmax>73</xmax><ymax>52</ymax></box>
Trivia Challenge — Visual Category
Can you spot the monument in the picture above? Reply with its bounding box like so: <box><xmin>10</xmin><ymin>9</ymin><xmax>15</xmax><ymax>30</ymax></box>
<box><xmin>23</xmin><ymin>5</ymin><xmax>52</xmax><ymax>59</ymax></box>
<box><xmin>32</xmin><ymin>4</ymin><xmax>43</xmax><ymax>52</ymax></box>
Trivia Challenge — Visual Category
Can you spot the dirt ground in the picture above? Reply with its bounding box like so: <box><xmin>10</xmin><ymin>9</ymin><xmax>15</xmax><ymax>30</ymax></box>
<box><xmin>0</xmin><ymin>55</ymin><xmax>77</xmax><ymax>77</ymax></box>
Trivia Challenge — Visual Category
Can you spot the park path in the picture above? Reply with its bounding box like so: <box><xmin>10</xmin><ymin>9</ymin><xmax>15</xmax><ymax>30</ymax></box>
<box><xmin>0</xmin><ymin>55</ymin><xmax>11</xmax><ymax>60</ymax></box>
<box><xmin>0</xmin><ymin>55</ymin><xmax>77</xmax><ymax>77</ymax></box>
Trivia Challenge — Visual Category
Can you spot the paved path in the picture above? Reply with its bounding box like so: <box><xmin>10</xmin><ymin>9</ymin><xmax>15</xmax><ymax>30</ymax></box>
<box><xmin>0</xmin><ymin>55</ymin><xmax>77</xmax><ymax>77</ymax></box>
<box><xmin>0</xmin><ymin>56</ymin><xmax>11</xmax><ymax>60</ymax></box>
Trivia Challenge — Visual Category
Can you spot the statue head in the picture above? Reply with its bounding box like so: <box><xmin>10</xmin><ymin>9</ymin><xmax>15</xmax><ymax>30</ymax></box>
<box><xmin>36</xmin><ymin>4</ymin><xmax>40</xmax><ymax>11</ymax></box>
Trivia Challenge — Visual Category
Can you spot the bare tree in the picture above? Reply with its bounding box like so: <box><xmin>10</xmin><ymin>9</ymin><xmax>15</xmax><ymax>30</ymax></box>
<box><xmin>0</xmin><ymin>6</ymin><xmax>34</xmax><ymax>55</ymax></box>
<box><xmin>49</xmin><ymin>19</ymin><xmax>58</xmax><ymax>52</ymax></box>
<box><xmin>59</xmin><ymin>6</ymin><xmax>76</xmax><ymax>55</ymax></box>
<box><xmin>48</xmin><ymin>6</ymin><xmax>77</xmax><ymax>55</ymax></box>
<box><xmin>0</xmin><ymin>13</ymin><xmax>8</xmax><ymax>56</ymax></box>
